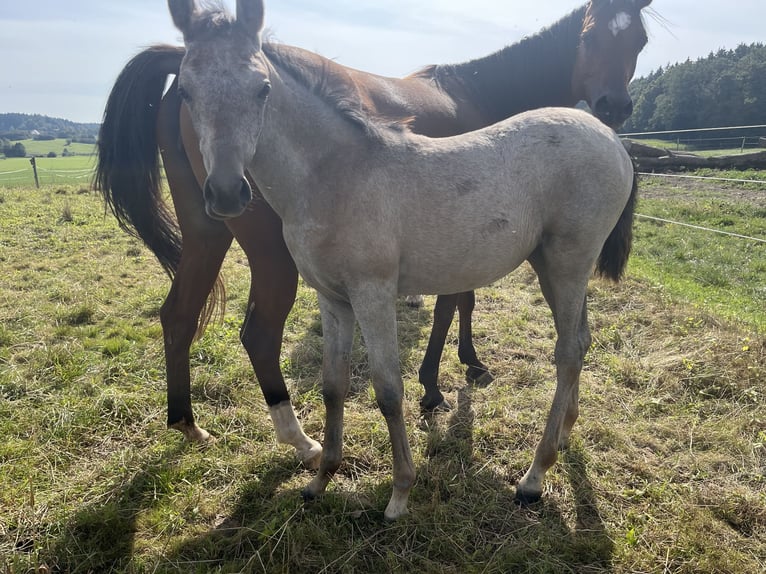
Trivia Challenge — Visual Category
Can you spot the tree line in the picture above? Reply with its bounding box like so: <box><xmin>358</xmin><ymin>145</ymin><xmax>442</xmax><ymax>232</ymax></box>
<box><xmin>622</xmin><ymin>43</ymin><xmax>766</xmax><ymax>135</ymax></box>
<box><xmin>0</xmin><ymin>113</ymin><xmax>99</xmax><ymax>142</ymax></box>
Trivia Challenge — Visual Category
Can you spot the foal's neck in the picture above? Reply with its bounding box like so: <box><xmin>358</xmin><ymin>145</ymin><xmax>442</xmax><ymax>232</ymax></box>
<box><xmin>437</xmin><ymin>5</ymin><xmax>587</xmax><ymax>125</ymax></box>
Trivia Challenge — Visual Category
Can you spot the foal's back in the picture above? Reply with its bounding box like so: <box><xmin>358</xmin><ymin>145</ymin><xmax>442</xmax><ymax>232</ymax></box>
<box><xmin>376</xmin><ymin>107</ymin><xmax>634</xmax><ymax>295</ymax></box>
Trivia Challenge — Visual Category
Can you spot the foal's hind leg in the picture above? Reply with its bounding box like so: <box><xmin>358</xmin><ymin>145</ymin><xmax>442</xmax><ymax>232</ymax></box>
<box><xmin>515</xmin><ymin>252</ymin><xmax>593</xmax><ymax>504</ymax></box>
<box><xmin>456</xmin><ymin>291</ymin><xmax>492</xmax><ymax>386</ymax></box>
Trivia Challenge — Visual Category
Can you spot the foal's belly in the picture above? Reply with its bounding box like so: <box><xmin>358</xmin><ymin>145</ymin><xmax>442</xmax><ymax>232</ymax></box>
<box><xmin>396</xmin><ymin>225</ymin><xmax>540</xmax><ymax>296</ymax></box>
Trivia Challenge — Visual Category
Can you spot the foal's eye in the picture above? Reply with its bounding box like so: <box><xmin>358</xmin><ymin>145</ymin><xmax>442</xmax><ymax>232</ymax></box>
<box><xmin>258</xmin><ymin>81</ymin><xmax>272</xmax><ymax>100</ymax></box>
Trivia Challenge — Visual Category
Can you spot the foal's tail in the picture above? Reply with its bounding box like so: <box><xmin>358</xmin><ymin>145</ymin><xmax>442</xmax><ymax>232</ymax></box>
<box><xmin>596</xmin><ymin>163</ymin><xmax>638</xmax><ymax>281</ymax></box>
<box><xmin>94</xmin><ymin>45</ymin><xmax>185</xmax><ymax>278</ymax></box>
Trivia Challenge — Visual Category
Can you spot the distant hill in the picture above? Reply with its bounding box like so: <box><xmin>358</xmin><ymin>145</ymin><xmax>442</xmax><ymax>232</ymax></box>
<box><xmin>0</xmin><ymin>113</ymin><xmax>99</xmax><ymax>142</ymax></box>
<box><xmin>623</xmin><ymin>43</ymin><xmax>766</xmax><ymax>133</ymax></box>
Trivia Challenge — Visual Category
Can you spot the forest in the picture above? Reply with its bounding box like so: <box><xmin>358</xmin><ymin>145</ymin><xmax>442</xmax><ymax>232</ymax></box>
<box><xmin>622</xmin><ymin>43</ymin><xmax>766</xmax><ymax>134</ymax></box>
<box><xmin>0</xmin><ymin>112</ymin><xmax>99</xmax><ymax>142</ymax></box>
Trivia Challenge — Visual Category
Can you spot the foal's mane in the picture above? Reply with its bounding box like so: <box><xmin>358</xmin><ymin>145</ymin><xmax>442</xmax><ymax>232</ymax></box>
<box><xmin>185</xmin><ymin>5</ymin><xmax>410</xmax><ymax>138</ymax></box>
<box><xmin>263</xmin><ymin>43</ymin><xmax>412</xmax><ymax>137</ymax></box>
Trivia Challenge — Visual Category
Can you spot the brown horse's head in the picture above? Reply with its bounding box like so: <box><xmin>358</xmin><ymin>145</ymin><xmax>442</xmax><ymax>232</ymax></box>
<box><xmin>573</xmin><ymin>0</ymin><xmax>652</xmax><ymax>129</ymax></box>
<box><xmin>169</xmin><ymin>0</ymin><xmax>270</xmax><ymax>220</ymax></box>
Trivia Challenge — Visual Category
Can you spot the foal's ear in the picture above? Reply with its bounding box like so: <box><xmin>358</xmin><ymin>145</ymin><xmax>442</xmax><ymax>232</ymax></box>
<box><xmin>236</xmin><ymin>0</ymin><xmax>265</xmax><ymax>39</ymax></box>
<box><xmin>168</xmin><ymin>0</ymin><xmax>196</xmax><ymax>37</ymax></box>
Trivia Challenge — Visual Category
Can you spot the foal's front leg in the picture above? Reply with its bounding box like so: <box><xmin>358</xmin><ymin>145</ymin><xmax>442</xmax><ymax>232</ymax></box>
<box><xmin>303</xmin><ymin>295</ymin><xmax>355</xmax><ymax>500</ymax></box>
<box><xmin>354</xmin><ymin>288</ymin><xmax>416</xmax><ymax>520</ymax></box>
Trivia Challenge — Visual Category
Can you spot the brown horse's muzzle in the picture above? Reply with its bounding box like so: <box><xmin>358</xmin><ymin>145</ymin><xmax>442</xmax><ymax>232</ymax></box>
<box><xmin>592</xmin><ymin>93</ymin><xmax>634</xmax><ymax>130</ymax></box>
<box><xmin>202</xmin><ymin>174</ymin><xmax>252</xmax><ymax>220</ymax></box>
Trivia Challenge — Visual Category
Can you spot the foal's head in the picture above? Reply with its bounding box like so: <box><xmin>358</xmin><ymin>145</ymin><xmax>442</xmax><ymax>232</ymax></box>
<box><xmin>169</xmin><ymin>0</ymin><xmax>270</xmax><ymax>219</ymax></box>
<box><xmin>573</xmin><ymin>0</ymin><xmax>652</xmax><ymax>129</ymax></box>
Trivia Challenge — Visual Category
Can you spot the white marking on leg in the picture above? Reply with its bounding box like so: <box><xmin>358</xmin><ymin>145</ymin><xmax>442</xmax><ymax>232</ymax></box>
<box><xmin>269</xmin><ymin>401</ymin><xmax>322</xmax><ymax>468</ymax></box>
<box><xmin>608</xmin><ymin>12</ymin><xmax>632</xmax><ymax>36</ymax></box>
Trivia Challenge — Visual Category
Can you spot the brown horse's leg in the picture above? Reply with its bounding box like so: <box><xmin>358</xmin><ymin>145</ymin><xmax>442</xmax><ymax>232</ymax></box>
<box><xmin>456</xmin><ymin>290</ymin><xmax>493</xmax><ymax>386</ymax></box>
<box><xmin>158</xmin><ymin>86</ymin><xmax>233</xmax><ymax>442</ymax></box>
<box><xmin>228</xmin><ymin>200</ymin><xmax>321</xmax><ymax>468</ymax></box>
<box><xmin>417</xmin><ymin>293</ymin><xmax>458</xmax><ymax>411</ymax></box>
<box><xmin>161</xmin><ymin>235</ymin><xmax>232</xmax><ymax>441</ymax></box>
<box><xmin>418</xmin><ymin>291</ymin><xmax>492</xmax><ymax>411</ymax></box>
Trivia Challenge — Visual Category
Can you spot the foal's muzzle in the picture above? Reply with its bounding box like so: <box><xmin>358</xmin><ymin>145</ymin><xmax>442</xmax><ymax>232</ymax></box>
<box><xmin>593</xmin><ymin>94</ymin><xmax>634</xmax><ymax>130</ymax></box>
<box><xmin>202</xmin><ymin>175</ymin><xmax>252</xmax><ymax>220</ymax></box>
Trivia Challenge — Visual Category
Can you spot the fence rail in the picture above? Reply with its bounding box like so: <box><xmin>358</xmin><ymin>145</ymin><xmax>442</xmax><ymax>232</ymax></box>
<box><xmin>0</xmin><ymin>163</ymin><xmax>95</xmax><ymax>188</ymax></box>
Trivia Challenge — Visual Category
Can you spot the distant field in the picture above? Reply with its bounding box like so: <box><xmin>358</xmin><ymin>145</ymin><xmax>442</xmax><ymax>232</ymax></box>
<box><xmin>2</xmin><ymin>138</ymin><xmax>96</xmax><ymax>158</ymax></box>
<box><xmin>0</xmin><ymin>155</ymin><xmax>95</xmax><ymax>188</ymax></box>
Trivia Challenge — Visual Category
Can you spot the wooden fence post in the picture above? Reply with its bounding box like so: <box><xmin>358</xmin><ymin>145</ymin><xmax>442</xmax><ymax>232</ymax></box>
<box><xmin>29</xmin><ymin>157</ymin><xmax>40</xmax><ymax>188</ymax></box>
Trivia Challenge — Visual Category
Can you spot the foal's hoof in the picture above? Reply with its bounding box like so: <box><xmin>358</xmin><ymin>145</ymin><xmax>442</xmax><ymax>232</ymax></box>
<box><xmin>514</xmin><ymin>488</ymin><xmax>543</xmax><ymax>506</ymax></box>
<box><xmin>419</xmin><ymin>392</ymin><xmax>450</xmax><ymax>413</ymax></box>
<box><xmin>466</xmin><ymin>366</ymin><xmax>493</xmax><ymax>387</ymax></box>
<box><xmin>299</xmin><ymin>445</ymin><xmax>323</xmax><ymax>470</ymax></box>
<box><xmin>301</xmin><ymin>487</ymin><xmax>317</xmax><ymax>502</ymax></box>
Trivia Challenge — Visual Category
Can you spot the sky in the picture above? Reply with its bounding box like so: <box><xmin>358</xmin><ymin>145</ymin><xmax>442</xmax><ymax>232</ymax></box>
<box><xmin>1</xmin><ymin>1</ymin><xmax>764</xmax><ymax>124</ymax></box>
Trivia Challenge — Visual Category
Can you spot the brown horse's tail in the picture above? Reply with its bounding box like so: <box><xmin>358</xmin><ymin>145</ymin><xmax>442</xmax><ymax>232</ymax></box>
<box><xmin>596</xmin><ymin>163</ymin><xmax>638</xmax><ymax>281</ymax></box>
<box><xmin>94</xmin><ymin>45</ymin><xmax>185</xmax><ymax>278</ymax></box>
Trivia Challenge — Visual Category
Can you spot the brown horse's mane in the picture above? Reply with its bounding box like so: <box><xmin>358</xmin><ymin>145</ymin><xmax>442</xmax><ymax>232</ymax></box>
<box><xmin>407</xmin><ymin>4</ymin><xmax>589</xmax><ymax>123</ymax></box>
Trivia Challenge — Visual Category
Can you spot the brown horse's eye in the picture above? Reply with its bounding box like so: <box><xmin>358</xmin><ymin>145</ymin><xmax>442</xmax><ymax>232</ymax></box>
<box><xmin>258</xmin><ymin>81</ymin><xmax>271</xmax><ymax>100</ymax></box>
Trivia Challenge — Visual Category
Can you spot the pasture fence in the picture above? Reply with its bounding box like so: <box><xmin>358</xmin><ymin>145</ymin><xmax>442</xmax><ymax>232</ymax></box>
<box><xmin>0</xmin><ymin>163</ymin><xmax>95</xmax><ymax>188</ymax></box>
<box><xmin>635</xmin><ymin>171</ymin><xmax>766</xmax><ymax>245</ymax></box>
<box><xmin>621</xmin><ymin>124</ymin><xmax>766</xmax><ymax>154</ymax></box>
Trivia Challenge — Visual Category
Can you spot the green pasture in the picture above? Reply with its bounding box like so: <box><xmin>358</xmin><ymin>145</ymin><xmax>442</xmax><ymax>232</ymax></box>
<box><xmin>0</xmin><ymin>181</ymin><xmax>764</xmax><ymax>573</ymax></box>
<box><xmin>2</xmin><ymin>138</ymin><xmax>96</xmax><ymax>158</ymax></box>
<box><xmin>0</xmin><ymin>155</ymin><xmax>96</xmax><ymax>189</ymax></box>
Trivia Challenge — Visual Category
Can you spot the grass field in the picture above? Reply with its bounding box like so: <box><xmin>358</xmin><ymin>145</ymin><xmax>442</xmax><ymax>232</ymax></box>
<box><xmin>0</xmin><ymin>155</ymin><xmax>96</xmax><ymax>189</ymax></box>
<box><xmin>1</xmin><ymin>139</ymin><xmax>96</xmax><ymax>158</ymax></box>
<box><xmin>0</xmin><ymin>180</ymin><xmax>764</xmax><ymax>573</ymax></box>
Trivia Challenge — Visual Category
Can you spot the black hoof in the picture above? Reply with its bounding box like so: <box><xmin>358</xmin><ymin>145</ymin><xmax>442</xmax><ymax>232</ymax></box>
<box><xmin>466</xmin><ymin>366</ymin><xmax>493</xmax><ymax>387</ymax></box>
<box><xmin>514</xmin><ymin>489</ymin><xmax>542</xmax><ymax>506</ymax></box>
<box><xmin>419</xmin><ymin>393</ymin><xmax>449</xmax><ymax>412</ymax></box>
<box><xmin>301</xmin><ymin>488</ymin><xmax>317</xmax><ymax>502</ymax></box>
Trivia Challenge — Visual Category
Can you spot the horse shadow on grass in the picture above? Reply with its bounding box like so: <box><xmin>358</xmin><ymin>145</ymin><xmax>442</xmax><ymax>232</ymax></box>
<box><xmin>162</xmin><ymin>385</ymin><xmax>615</xmax><ymax>573</ymax></box>
<box><xmin>41</xmin><ymin>442</ymin><xmax>188</xmax><ymax>573</ymax></box>
<box><xmin>417</xmin><ymin>385</ymin><xmax>615</xmax><ymax>572</ymax></box>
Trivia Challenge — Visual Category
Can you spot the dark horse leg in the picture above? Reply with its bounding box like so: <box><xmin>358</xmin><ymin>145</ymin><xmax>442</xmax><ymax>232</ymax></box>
<box><xmin>158</xmin><ymin>88</ymin><xmax>233</xmax><ymax>442</ymax></box>
<box><xmin>227</xmin><ymin>198</ymin><xmax>322</xmax><ymax>468</ymax></box>
<box><xmin>171</xmin><ymin>98</ymin><xmax>320</xmax><ymax>464</ymax></box>
<box><xmin>418</xmin><ymin>291</ymin><xmax>492</xmax><ymax>411</ymax></box>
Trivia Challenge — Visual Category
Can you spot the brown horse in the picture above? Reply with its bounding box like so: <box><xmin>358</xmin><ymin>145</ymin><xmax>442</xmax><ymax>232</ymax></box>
<box><xmin>95</xmin><ymin>0</ymin><xmax>652</xmax><ymax>464</ymax></box>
